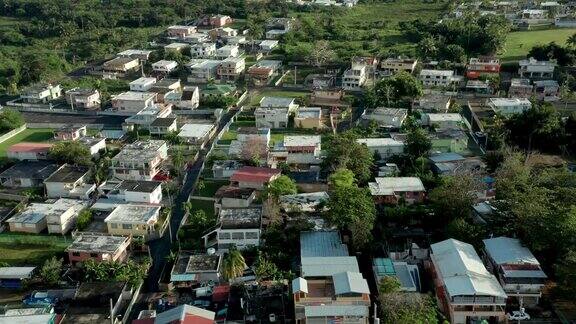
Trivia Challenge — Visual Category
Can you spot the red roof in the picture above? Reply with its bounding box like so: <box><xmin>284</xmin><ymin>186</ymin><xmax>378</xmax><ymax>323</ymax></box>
<box><xmin>7</xmin><ymin>142</ymin><xmax>53</xmax><ymax>153</ymax></box>
<box><xmin>230</xmin><ymin>166</ymin><xmax>280</xmax><ymax>183</ymax></box>
<box><xmin>212</xmin><ymin>285</ymin><xmax>230</xmax><ymax>302</ymax></box>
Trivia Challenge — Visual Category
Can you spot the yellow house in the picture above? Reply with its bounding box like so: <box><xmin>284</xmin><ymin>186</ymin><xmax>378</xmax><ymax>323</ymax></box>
<box><xmin>295</xmin><ymin>107</ymin><xmax>322</xmax><ymax>129</ymax></box>
<box><xmin>104</xmin><ymin>204</ymin><xmax>160</xmax><ymax>237</ymax></box>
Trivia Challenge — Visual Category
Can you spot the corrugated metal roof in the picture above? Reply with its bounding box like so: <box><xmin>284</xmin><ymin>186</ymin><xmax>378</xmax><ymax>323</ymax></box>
<box><xmin>332</xmin><ymin>271</ymin><xmax>370</xmax><ymax>295</ymax></box>
<box><xmin>291</xmin><ymin>277</ymin><xmax>308</xmax><ymax>293</ymax></box>
<box><xmin>304</xmin><ymin>305</ymin><xmax>368</xmax><ymax>317</ymax></box>
<box><xmin>300</xmin><ymin>231</ymin><xmax>348</xmax><ymax>257</ymax></box>
<box><xmin>483</xmin><ymin>237</ymin><xmax>540</xmax><ymax>265</ymax></box>
<box><xmin>301</xmin><ymin>256</ymin><xmax>359</xmax><ymax>277</ymax></box>
<box><xmin>0</xmin><ymin>267</ymin><xmax>36</xmax><ymax>279</ymax></box>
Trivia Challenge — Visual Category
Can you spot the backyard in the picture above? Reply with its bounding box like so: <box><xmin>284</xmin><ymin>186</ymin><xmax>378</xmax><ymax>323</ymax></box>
<box><xmin>500</xmin><ymin>28</ymin><xmax>576</xmax><ymax>61</ymax></box>
<box><xmin>249</xmin><ymin>90</ymin><xmax>310</xmax><ymax>106</ymax></box>
<box><xmin>0</xmin><ymin>128</ymin><xmax>54</xmax><ymax>157</ymax></box>
<box><xmin>0</xmin><ymin>234</ymin><xmax>70</xmax><ymax>266</ymax></box>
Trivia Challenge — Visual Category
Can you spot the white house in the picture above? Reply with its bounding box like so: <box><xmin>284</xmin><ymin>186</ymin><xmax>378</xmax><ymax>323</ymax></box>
<box><xmin>487</xmin><ymin>98</ymin><xmax>532</xmax><ymax>115</ymax></box>
<box><xmin>45</xmin><ymin>198</ymin><xmax>87</xmax><ymax>234</ymax></box>
<box><xmin>187</xmin><ymin>59</ymin><xmax>222</xmax><ymax>83</ymax></box>
<box><xmin>129</xmin><ymin>77</ymin><xmax>157</xmax><ymax>92</ymax></box>
<box><xmin>419</xmin><ymin>69</ymin><xmax>458</xmax><ymax>87</ymax></box>
<box><xmin>518</xmin><ymin>57</ymin><xmax>556</xmax><ymax>79</ymax></box>
<box><xmin>270</xmin><ymin>135</ymin><xmax>322</xmax><ymax>166</ymax></box>
<box><xmin>215</xmin><ymin>45</ymin><xmax>240</xmax><ymax>59</ymax></box>
<box><xmin>342</xmin><ymin>60</ymin><xmax>368</xmax><ymax>91</ymax></box>
<box><xmin>259</xmin><ymin>40</ymin><xmax>279</xmax><ymax>52</ymax></box>
<box><xmin>104</xmin><ymin>204</ymin><xmax>161</xmax><ymax>237</ymax></box>
<box><xmin>164</xmin><ymin>86</ymin><xmax>200</xmax><ymax>109</ymax></box>
<box><xmin>178</xmin><ymin>123</ymin><xmax>215</xmax><ymax>147</ymax></box>
<box><xmin>78</xmin><ymin>136</ymin><xmax>107</xmax><ymax>156</ymax></box>
<box><xmin>202</xmin><ymin>208</ymin><xmax>262</xmax><ymax>251</ymax></box>
<box><xmin>421</xmin><ymin>113</ymin><xmax>463</xmax><ymax>130</ymax></box>
<box><xmin>362</xmin><ymin>107</ymin><xmax>408</xmax><ymax>128</ymax></box>
<box><xmin>111</xmin><ymin>91</ymin><xmax>156</xmax><ymax>113</ymax></box>
<box><xmin>254</xmin><ymin>107</ymin><xmax>289</xmax><ymax>129</ymax></box>
<box><xmin>357</xmin><ymin>138</ymin><xmax>405</xmax><ymax>159</ymax></box>
<box><xmin>100</xmin><ymin>180</ymin><xmax>163</xmax><ymax>204</ymax></box>
<box><xmin>44</xmin><ymin>165</ymin><xmax>95</xmax><ymax>199</ymax></box>
<box><xmin>380</xmin><ymin>58</ymin><xmax>418</xmax><ymax>76</ymax></box>
<box><xmin>111</xmin><ymin>140</ymin><xmax>168</xmax><ymax>181</ymax></box>
<box><xmin>152</xmin><ymin>60</ymin><xmax>179</xmax><ymax>73</ymax></box>
<box><xmin>190</xmin><ymin>43</ymin><xmax>217</xmax><ymax>58</ymax></box>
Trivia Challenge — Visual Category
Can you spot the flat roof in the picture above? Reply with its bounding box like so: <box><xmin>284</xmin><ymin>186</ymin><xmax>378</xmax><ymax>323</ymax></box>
<box><xmin>420</xmin><ymin>69</ymin><xmax>454</xmax><ymax>76</ymax></box>
<box><xmin>426</xmin><ymin>113</ymin><xmax>463</xmax><ymax>122</ymax></box>
<box><xmin>104</xmin><ymin>204</ymin><xmax>160</xmax><ymax>224</ymax></box>
<box><xmin>0</xmin><ymin>267</ymin><xmax>36</xmax><ymax>279</ymax></box>
<box><xmin>178</xmin><ymin>123</ymin><xmax>214</xmax><ymax>139</ymax></box>
<box><xmin>488</xmin><ymin>97</ymin><xmax>532</xmax><ymax>107</ymax></box>
<box><xmin>219</xmin><ymin>207</ymin><xmax>262</xmax><ymax>229</ymax></box>
<box><xmin>0</xmin><ymin>161</ymin><xmax>59</xmax><ymax>180</ymax></box>
<box><xmin>45</xmin><ymin>165</ymin><xmax>89</xmax><ymax>183</ymax></box>
<box><xmin>371</xmin><ymin>107</ymin><xmax>408</xmax><ymax>116</ymax></box>
<box><xmin>369</xmin><ymin>177</ymin><xmax>425</xmax><ymax>196</ymax></box>
<box><xmin>66</xmin><ymin>233</ymin><xmax>129</xmax><ymax>254</ymax></box>
<box><xmin>283</xmin><ymin>135</ymin><xmax>321</xmax><ymax>147</ymax></box>
<box><xmin>304</xmin><ymin>305</ymin><xmax>367</xmax><ymax>317</ymax></box>
<box><xmin>260</xmin><ymin>96</ymin><xmax>295</xmax><ymax>108</ymax></box>
<box><xmin>113</xmin><ymin>91</ymin><xmax>156</xmax><ymax>101</ymax></box>
<box><xmin>112</xmin><ymin>140</ymin><xmax>166</xmax><ymax>163</ymax></box>
<box><xmin>118</xmin><ymin>180</ymin><xmax>161</xmax><ymax>193</ymax></box>
<box><xmin>296</xmin><ymin>107</ymin><xmax>322</xmax><ymax>119</ymax></box>
<box><xmin>150</xmin><ymin>117</ymin><xmax>176</xmax><ymax>127</ymax></box>
<box><xmin>300</xmin><ymin>231</ymin><xmax>348</xmax><ymax>257</ymax></box>
<box><xmin>130</xmin><ymin>77</ymin><xmax>157</xmax><ymax>86</ymax></box>
<box><xmin>357</xmin><ymin>138</ymin><xmax>404</xmax><ymax>147</ymax></box>
<box><xmin>279</xmin><ymin>192</ymin><xmax>329</xmax><ymax>206</ymax></box>
<box><xmin>230</xmin><ymin>166</ymin><xmax>280</xmax><ymax>183</ymax></box>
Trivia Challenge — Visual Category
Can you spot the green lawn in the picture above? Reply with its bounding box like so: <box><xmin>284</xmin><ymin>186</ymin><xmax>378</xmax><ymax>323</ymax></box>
<box><xmin>250</xmin><ymin>90</ymin><xmax>311</xmax><ymax>106</ymax></box>
<box><xmin>0</xmin><ymin>128</ymin><xmax>54</xmax><ymax>157</ymax></box>
<box><xmin>0</xmin><ymin>240</ymin><xmax>68</xmax><ymax>266</ymax></box>
<box><xmin>500</xmin><ymin>28</ymin><xmax>576</xmax><ymax>61</ymax></box>
<box><xmin>270</xmin><ymin>133</ymin><xmax>284</xmax><ymax>146</ymax></box>
<box><xmin>187</xmin><ymin>199</ymin><xmax>215</xmax><ymax>218</ymax></box>
<box><xmin>195</xmin><ymin>179</ymin><xmax>228</xmax><ymax>197</ymax></box>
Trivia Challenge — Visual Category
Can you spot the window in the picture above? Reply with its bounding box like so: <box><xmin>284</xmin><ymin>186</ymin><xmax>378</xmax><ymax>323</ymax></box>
<box><xmin>218</xmin><ymin>232</ymin><xmax>231</xmax><ymax>239</ymax></box>
<box><xmin>231</xmin><ymin>232</ymin><xmax>244</xmax><ymax>240</ymax></box>
<box><xmin>111</xmin><ymin>223</ymin><xmax>118</xmax><ymax>229</ymax></box>
<box><xmin>245</xmin><ymin>232</ymin><xmax>258</xmax><ymax>239</ymax></box>
<box><xmin>122</xmin><ymin>224</ymin><xmax>132</xmax><ymax>230</ymax></box>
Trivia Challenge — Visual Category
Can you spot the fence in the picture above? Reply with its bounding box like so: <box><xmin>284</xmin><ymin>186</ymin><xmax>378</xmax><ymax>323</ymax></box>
<box><xmin>0</xmin><ymin>124</ymin><xmax>27</xmax><ymax>144</ymax></box>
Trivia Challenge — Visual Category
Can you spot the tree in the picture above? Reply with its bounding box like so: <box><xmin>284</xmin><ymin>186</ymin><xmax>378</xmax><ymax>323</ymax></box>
<box><xmin>328</xmin><ymin>168</ymin><xmax>356</xmax><ymax>188</ymax></box>
<box><xmin>306</xmin><ymin>40</ymin><xmax>335</xmax><ymax>67</ymax></box>
<box><xmin>0</xmin><ymin>109</ymin><xmax>24</xmax><ymax>133</ymax></box>
<box><xmin>326</xmin><ymin>184</ymin><xmax>376</xmax><ymax>249</ymax></box>
<box><xmin>239</xmin><ymin>137</ymin><xmax>268</xmax><ymax>164</ymax></box>
<box><xmin>405</xmin><ymin>127</ymin><xmax>432</xmax><ymax>159</ymax></box>
<box><xmin>48</xmin><ymin>141</ymin><xmax>92</xmax><ymax>166</ymax></box>
<box><xmin>379</xmin><ymin>293</ymin><xmax>438</xmax><ymax>324</ymax></box>
<box><xmin>254</xmin><ymin>252</ymin><xmax>280</xmax><ymax>280</ymax></box>
<box><xmin>221</xmin><ymin>246</ymin><xmax>247</xmax><ymax>281</ymax></box>
<box><xmin>378</xmin><ymin>276</ymin><xmax>401</xmax><ymax>295</ymax></box>
<box><xmin>429</xmin><ymin>174</ymin><xmax>481</xmax><ymax>223</ymax></box>
<box><xmin>39</xmin><ymin>256</ymin><xmax>62</xmax><ymax>286</ymax></box>
<box><xmin>188</xmin><ymin>210</ymin><xmax>208</xmax><ymax>228</ymax></box>
<box><xmin>266</xmin><ymin>175</ymin><xmax>297</xmax><ymax>199</ymax></box>
<box><xmin>170</xmin><ymin>148</ymin><xmax>185</xmax><ymax>176</ymax></box>
<box><xmin>324</xmin><ymin>131</ymin><xmax>374</xmax><ymax>183</ymax></box>
<box><xmin>417</xmin><ymin>36</ymin><xmax>438</xmax><ymax>59</ymax></box>
<box><xmin>446</xmin><ymin>218</ymin><xmax>485</xmax><ymax>247</ymax></box>
<box><xmin>373</xmin><ymin>71</ymin><xmax>423</xmax><ymax>105</ymax></box>
<box><xmin>555</xmin><ymin>249</ymin><xmax>576</xmax><ymax>300</ymax></box>
<box><xmin>164</xmin><ymin>131</ymin><xmax>183</xmax><ymax>145</ymax></box>
<box><xmin>76</xmin><ymin>209</ymin><xmax>93</xmax><ymax>231</ymax></box>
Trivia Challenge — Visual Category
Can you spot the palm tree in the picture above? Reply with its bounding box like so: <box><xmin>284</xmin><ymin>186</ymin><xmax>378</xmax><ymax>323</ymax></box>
<box><xmin>568</xmin><ymin>33</ymin><xmax>576</xmax><ymax>48</ymax></box>
<box><xmin>221</xmin><ymin>246</ymin><xmax>247</xmax><ymax>281</ymax></box>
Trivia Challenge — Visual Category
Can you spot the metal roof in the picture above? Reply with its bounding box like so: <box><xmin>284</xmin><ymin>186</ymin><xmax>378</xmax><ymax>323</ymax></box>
<box><xmin>292</xmin><ymin>277</ymin><xmax>308</xmax><ymax>293</ymax></box>
<box><xmin>483</xmin><ymin>237</ymin><xmax>540</xmax><ymax>265</ymax></box>
<box><xmin>332</xmin><ymin>271</ymin><xmax>370</xmax><ymax>295</ymax></box>
<box><xmin>304</xmin><ymin>305</ymin><xmax>368</xmax><ymax>317</ymax></box>
<box><xmin>301</xmin><ymin>256</ymin><xmax>359</xmax><ymax>277</ymax></box>
<box><xmin>0</xmin><ymin>267</ymin><xmax>36</xmax><ymax>279</ymax></box>
<box><xmin>300</xmin><ymin>231</ymin><xmax>348</xmax><ymax>257</ymax></box>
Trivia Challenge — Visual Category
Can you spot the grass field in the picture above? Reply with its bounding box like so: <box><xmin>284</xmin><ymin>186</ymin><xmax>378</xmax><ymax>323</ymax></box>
<box><xmin>500</xmin><ymin>28</ymin><xmax>576</xmax><ymax>61</ymax></box>
<box><xmin>195</xmin><ymin>179</ymin><xmax>228</xmax><ymax>197</ymax></box>
<box><xmin>0</xmin><ymin>239</ymin><xmax>68</xmax><ymax>266</ymax></box>
<box><xmin>188</xmin><ymin>199</ymin><xmax>215</xmax><ymax>218</ymax></box>
<box><xmin>0</xmin><ymin>128</ymin><xmax>54</xmax><ymax>157</ymax></box>
<box><xmin>250</xmin><ymin>90</ymin><xmax>310</xmax><ymax>106</ymax></box>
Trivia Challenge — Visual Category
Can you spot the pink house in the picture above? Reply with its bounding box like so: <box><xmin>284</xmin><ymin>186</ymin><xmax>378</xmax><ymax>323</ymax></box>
<box><xmin>7</xmin><ymin>143</ymin><xmax>53</xmax><ymax>161</ymax></box>
<box><xmin>230</xmin><ymin>166</ymin><xmax>281</xmax><ymax>189</ymax></box>
<box><xmin>209</xmin><ymin>15</ymin><xmax>232</xmax><ymax>27</ymax></box>
<box><xmin>54</xmin><ymin>125</ymin><xmax>87</xmax><ymax>141</ymax></box>
<box><xmin>66</xmin><ymin>233</ymin><xmax>131</xmax><ymax>266</ymax></box>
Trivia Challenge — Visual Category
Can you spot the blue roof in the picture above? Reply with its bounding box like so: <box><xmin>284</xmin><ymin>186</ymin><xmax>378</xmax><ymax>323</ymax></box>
<box><xmin>429</xmin><ymin>152</ymin><xmax>465</xmax><ymax>163</ymax></box>
<box><xmin>300</xmin><ymin>231</ymin><xmax>348</xmax><ymax>257</ymax></box>
<box><xmin>373</xmin><ymin>258</ymin><xmax>396</xmax><ymax>276</ymax></box>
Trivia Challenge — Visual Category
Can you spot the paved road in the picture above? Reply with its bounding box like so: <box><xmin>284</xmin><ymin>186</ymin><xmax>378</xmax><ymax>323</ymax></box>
<box><xmin>144</xmin><ymin>107</ymin><xmax>239</xmax><ymax>292</ymax></box>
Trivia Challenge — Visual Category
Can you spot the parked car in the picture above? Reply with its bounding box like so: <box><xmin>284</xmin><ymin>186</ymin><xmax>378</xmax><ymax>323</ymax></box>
<box><xmin>507</xmin><ymin>310</ymin><xmax>530</xmax><ymax>321</ymax></box>
<box><xmin>23</xmin><ymin>291</ymin><xmax>57</xmax><ymax>306</ymax></box>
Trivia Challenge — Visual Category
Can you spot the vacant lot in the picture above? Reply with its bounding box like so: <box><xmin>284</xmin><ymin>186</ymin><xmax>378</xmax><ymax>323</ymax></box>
<box><xmin>250</xmin><ymin>90</ymin><xmax>310</xmax><ymax>106</ymax></box>
<box><xmin>195</xmin><ymin>179</ymin><xmax>228</xmax><ymax>197</ymax></box>
<box><xmin>0</xmin><ymin>234</ymin><xmax>70</xmax><ymax>266</ymax></box>
<box><xmin>0</xmin><ymin>128</ymin><xmax>54</xmax><ymax>157</ymax></box>
<box><xmin>187</xmin><ymin>198</ymin><xmax>215</xmax><ymax>218</ymax></box>
<box><xmin>500</xmin><ymin>28</ymin><xmax>576</xmax><ymax>61</ymax></box>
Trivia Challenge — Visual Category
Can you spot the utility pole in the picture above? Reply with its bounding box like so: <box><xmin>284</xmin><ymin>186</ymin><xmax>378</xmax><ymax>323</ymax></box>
<box><xmin>294</xmin><ymin>65</ymin><xmax>297</xmax><ymax>85</ymax></box>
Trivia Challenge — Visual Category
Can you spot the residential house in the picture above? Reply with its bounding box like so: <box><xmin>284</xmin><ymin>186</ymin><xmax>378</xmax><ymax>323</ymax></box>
<box><xmin>178</xmin><ymin>123</ymin><xmax>216</xmax><ymax>147</ymax></box>
<box><xmin>466</xmin><ymin>57</ymin><xmax>501</xmax><ymax>79</ymax></box>
<box><xmin>357</xmin><ymin>138</ymin><xmax>405</xmax><ymax>160</ymax></box>
<box><xmin>54</xmin><ymin>124</ymin><xmax>87</xmax><ymax>141</ymax></box>
<box><xmin>255</xmin><ymin>107</ymin><xmax>289</xmax><ymax>129</ymax></box>
<box><xmin>117</xmin><ymin>49</ymin><xmax>153</xmax><ymax>61</ymax></box>
<box><xmin>342</xmin><ymin>59</ymin><xmax>368</xmax><ymax>91</ymax></box>
<box><xmin>111</xmin><ymin>91</ymin><xmax>156</xmax><ymax>113</ymax></box>
<box><xmin>133</xmin><ymin>304</ymin><xmax>216</xmax><ymax>324</ymax></box>
<box><xmin>0</xmin><ymin>161</ymin><xmax>58</xmax><ymax>188</ymax></box>
<box><xmin>170</xmin><ymin>252</ymin><xmax>222</xmax><ymax>288</ymax></box>
<box><xmin>380</xmin><ymin>58</ymin><xmax>418</xmax><ymax>76</ymax></box>
<box><xmin>230</xmin><ymin>166</ymin><xmax>281</xmax><ymax>189</ymax></box>
<box><xmin>259</xmin><ymin>40</ymin><xmax>279</xmax><ymax>52</ymax></box>
<box><xmin>533</xmin><ymin>80</ymin><xmax>560</xmax><ymax>101</ymax></box>
<box><xmin>124</xmin><ymin>104</ymin><xmax>173</xmax><ymax>129</ymax></box>
<box><xmin>111</xmin><ymin>140</ymin><xmax>168</xmax><ymax>181</ymax></box>
<box><xmin>208</xmin><ymin>14</ymin><xmax>233</xmax><ymax>27</ymax></box>
<box><xmin>65</xmin><ymin>88</ymin><xmax>101</xmax><ymax>110</ymax></box>
<box><xmin>265</xmin><ymin>18</ymin><xmax>294</xmax><ymax>39</ymax></box>
<box><xmin>102</xmin><ymin>57</ymin><xmax>139</xmax><ymax>75</ymax></box>
<box><xmin>164</xmin><ymin>86</ymin><xmax>200</xmax><ymax>110</ymax></box>
<box><xmin>518</xmin><ymin>57</ymin><xmax>556</xmax><ymax>79</ymax></box>
<box><xmin>0</xmin><ymin>267</ymin><xmax>36</xmax><ymax>289</ymax></box>
<box><xmin>372</xmin><ymin>258</ymin><xmax>420</xmax><ymax>292</ymax></box>
<box><xmin>45</xmin><ymin>198</ymin><xmax>87</xmax><ymax>234</ymax></box>
<box><xmin>21</xmin><ymin>83</ymin><xmax>62</xmax><ymax>103</ymax></box>
<box><xmin>183</xmin><ymin>32</ymin><xmax>209</xmax><ymax>44</ymax></box>
<box><xmin>508</xmin><ymin>78</ymin><xmax>533</xmax><ymax>98</ymax></box>
<box><xmin>0</xmin><ymin>307</ymin><xmax>56</xmax><ymax>323</ymax></box>
<box><xmin>67</xmin><ymin>233</ymin><xmax>131</xmax><ymax>266</ymax></box>
<box><xmin>223</xmin><ymin>35</ymin><xmax>247</xmax><ymax>46</ymax></box>
<box><xmin>412</xmin><ymin>94</ymin><xmax>451</xmax><ymax>112</ymax></box>
<box><xmin>247</xmin><ymin>60</ymin><xmax>282</xmax><ymax>85</ymax></box>
<box><xmin>190</xmin><ymin>42</ymin><xmax>217</xmax><ymax>58</ymax></box>
<box><xmin>279</xmin><ymin>191</ymin><xmax>329</xmax><ymax>212</ymax></box>
<box><xmin>213</xmin><ymin>27</ymin><xmax>238</xmax><ymax>38</ymax></box>
<box><xmin>212</xmin><ymin>160</ymin><xmax>244</xmax><ymax>179</ymax></box>
<box><xmin>167</xmin><ymin>25</ymin><xmax>196</xmax><ymax>38</ymax></box>
<box><xmin>150</xmin><ymin>78</ymin><xmax>182</xmax><ymax>102</ymax></box>
<box><xmin>6</xmin><ymin>204</ymin><xmax>48</xmax><ymax>233</ymax></box>
<box><xmin>44</xmin><ymin>164</ymin><xmax>95</xmax><ymax>199</ymax></box>
<box><xmin>214</xmin><ymin>186</ymin><xmax>256</xmax><ymax>211</ymax></box>
<box><xmin>368</xmin><ymin>177</ymin><xmax>426</xmax><ymax>204</ymax></box>
<box><xmin>260</xmin><ymin>96</ymin><xmax>299</xmax><ymax>110</ymax></box>
<box><xmin>104</xmin><ymin>204</ymin><xmax>161</xmax><ymax>237</ymax></box>
<box><xmin>228</xmin><ymin>127</ymin><xmax>270</xmax><ymax>159</ymax></box>
<box><xmin>310</xmin><ymin>89</ymin><xmax>350</xmax><ymax>108</ymax></box>
<box><xmin>419</xmin><ymin>69</ymin><xmax>459</xmax><ymax>87</ymax></box>
<box><xmin>202</xmin><ymin>207</ymin><xmax>262</xmax><ymax>251</ymax></box>
<box><xmin>421</xmin><ymin>113</ymin><xmax>463</xmax><ymax>130</ymax></box>
<box><xmin>487</xmin><ymin>97</ymin><xmax>532</xmax><ymax>115</ymax></box>
<box><xmin>483</xmin><ymin>237</ymin><xmax>547</xmax><ymax>307</ymax></box>
<box><xmin>217</xmin><ymin>57</ymin><xmax>245</xmax><ymax>81</ymax></box>
<box><xmin>187</xmin><ymin>59</ymin><xmax>222</xmax><ymax>83</ymax></box>
<box><xmin>216</xmin><ymin>45</ymin><xmax>240</xmax><ymax>59</ymax></box>
<box><xmin>6</xmin><ymin>142</ymin><xmax>53</xmax><ymax>161</ymax></box>
<box><xmin>466</xmin><ymin>80</ymin><xmax>493</xmax><ymax>95</ymax></box>
<box><xmin>78</xmin><ymin>136</ymin><xmax>106</xmax><ymax>158</ymax></box>
<box><xmin>430</xmin><ymin>129</ymin><xmax>469</xmax><ymax>154</ymax></box>
<box><xmin>164</xmin><ymin>42</ymin><xmax>189</xmax><ymax>53</ymax></box>
<box><xmin>130</xmin><ymin>77</ymin><xmax>157</xmax><ymax>92</ymax></box>
<box><xmin>361</xmin><ymin>107</ymin><xmax>408</xmax><ymax>128</ymax></box>
<box><xmin>429</xmin><ymin>239</ymin><xmax>507</xmax><ymax>324</ymax></box>
<box><xmin>149</xmin><ymin>117</ymin><xmax>178</xmax><ymax>136</ymax></box>
<box><xmin>152</xmin><ymin>60</ymin><xmax>179</xmax><ymax>73</ymax></box>
<box><xmin>269</xmin><ymin>135</ymin><xmax>322</xmax><ymax>166</ymax></box>
<box><xmin>309</xmin><ymin>74</ymin><xmax>336</xmax><ymax>89</ymax></box>
<box><xmin>294</xmin><ymin>107</ymin><xmax>322</xmax><ymax>129</ymax></box>
<box><xmin>293</xmin><ymin>231</ymin><xmax>370</xmax><ymax>324</ymax></box>
<box><xmin>101</xmin><ymin>179</ymin><xmax>163</xmax><ymax>204</ymax></box>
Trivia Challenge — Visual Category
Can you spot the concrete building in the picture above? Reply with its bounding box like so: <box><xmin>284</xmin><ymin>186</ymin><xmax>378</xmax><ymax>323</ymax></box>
<box><xmin>21</xmin><ymin>83</ymin><xmax>62</xmax><ymax>103</ymax></box>
<box><xmin>508</xmin><ymin>78</ymin><xmax>533</xmax><ymax>98</ymax></box>
<box><xmin>129</xmin><ymin>77</ymin><xmax>157</xmax><ymax>92</ymax></box>
<box><xmin>152</xmin><ymin>60</ymin><xmax>179</xmax><ymax>73</ymax></box>
<box><xmin>164</xmin><ymin>42</ymin><xmax>189</xmax><ymax>53</ymax></box>
<box><xmin>230</xmin><ymin>166</ymin><xmax>281</xmax><ymax>189</ymax></box>
<box><xmin>190</xmin><ymin>42</ymin><xmax>217</xmax><ymax>58</ymax></box>
<box><xmin>65</xmin><ymin>88</ymin><xmax>101</xmax><ymax>110</ymax></box>
<box><xmin>45</xmin><ymin>198</ymin><xmax>87</xmax><ymax>234</ymax></box>
<box><xmin>6</xmin><ymin>204</ymin><xmax>48</xmax><ymax>233</ymax></box>
<box><xmin>178</xmin><ymin>123</ymin><xmax>216</xmax><ymax>147</ymax></box>
<box><xmin>518</xmin><ymin>57</ymin><xmax>556</xmax><ymax>79</ymax></box>
<box><xmin>369</xmin><ymin>177</ymin><xmax>425</xmax><ymax>204</ymax></box>
<box><xmin>100</xmin><ymin>179</ymin><xmax>163</xmax><ymax>204</ymax></box>
<box><xmin>117</xmin><ymin>49</ymin><xmax>153</xmax><ymax>61</ymax></box>
<box><xmin>187</xmin><ymin>59</ymin><xmax>222</xmax><ymax>83</ymax></box>
<box><xmin>149</xmin><ymin>117</ymin><xmax>178</xmax><ymax>136</ymax></box>
<box><xmin>170</xmin><ymin>252</ymin><xmax>222</xmax><ymax>287</ymax></box>
<box><xmin>0</xmin><ymin>161</ymin><xmax>58</xmax><ymax>188</ymax></box>
<box><xmin>483</xmin><ymin>237</ymin><xmax>547</xmax><ymax>307</ymax></box>
<box><xmin>429</xmin><ymin>239</ymin><xmax>507</xmax><ymax>324</ymax></box>
<box><xmin>167</xmin><ymin>25</ymin><xmax>196</xmax><ymax>38</ymax></box>
<box><xmin>466</xmin><ymin>57</ymin><xmax>501</xmax><ymax>79</ymax></box>
<box><xmin>6</xmin><ymin>142</ymin><xmax>53</xmax><ymax>161</ymax></box>
<box><xmin>533</xmin><ymin>79</ymin><xmax>560</xmax><ymax>101</ymax></box>
<box><xmin>44</xmin><ymin>164</ymin><xmax>95</xmax><ymax>199</ymax></box>
<box><xmin>102</xmin><ymin>57</ymin><xmax>139</xmax><ymax>75</ymax></box>
<box><xmin>380</xmin><ymin>58</ymin><xmax>418</xmax><ymax>76</ymax></box>
<box><xmin>104</xmin><ymin>204</ymin><xmax>161</xmax><ymax>237</ymax></box>
<box><xmin>111</xmin><ymin>140</ymin><xmax>168</xmax><ymax>181</ymax></box>
<box><xmin>212</xmin><ymin>160</ymin><xmax>244</xmax><ymax>179</ymax></box>
<box><xmin>164</xmin><ymin>86</ymin><xmax>200</xmax><ymax>110</ymax></box>
<box><xmin>78</xmin><ymin>136</ymin><xmax>107</xmax><ymax>156</ymax></box>
<box><xmin>421</xmin><ymin>113</ymin><xmax>463</xmax><ymax>130</ymax></box>
<box><xmin>294</xmin><ymin>107</ymin><xmax>322</xmax><ymax>129</ymax></box>
<box><xmin>357</xmin><ymin>138</ymin><xmax>405</xmax><ymax>160</ymax></box>
<box><xmin>259</xmin><ymin>40</ymin><xmax>279</xmax><ymax>52</ymax></box>
<box><xmin>67</xmin><ymin>233</ymin><xmax>131</xmax><ymax>265</ymax></box>
<box><xmin>54</xmin><ymin>124</ymin><xmax>87</xmax><ymax>141</ymax></box>
<box><xmin>247</xmin><ymin>60</ymin><xmax>282</xmax><ymax>85</ymax></box>
<box><xmin>214</xmin><ymin>186</ymin><xmax>256</xmax><ymax>211</ymax></box>
<box><xmin>280</xmin><ymin>192</ymin><xmax>329</xmax><ymax>213</ymax></box>
<box><xmin>111</xmin><ymin>91</ymin><xmax>156</xmax><ymax>113</ymax></box>
<box><xmin>342</xmin><ymin>60</ymin><xmax>368</xmax><ymax>91</ymax></box>
<box><xmin>215</xmin><ymin>44</ymin><xmax>240</xmax><ymax>59</ymax></box>
<box><xmin>202</xmin><ymin>207</ymin><xmax>262</xmax><ymax>251</ymax></box>
<box><xmin>270</xmin><ymin>135</ymin><xmax>322</xmax><ymax>166</ymax></box>
<box><xmin>420</xmin><ymin>69</ymin><xmax>458</xmax><ymax>87</ymax></box>
<box><xmin>217</xmin><ymin>57</ymin><xmax>245</xmax><ymax>81</ymax></box>
<box><xmin>361</xmin><ymin>107</ymin><xmax>408</xmax><ymax>128</ymax></box>
<box><xmin>487</xmin><ymin>98</ymin><xmax>532</xmax><ymax>115</ymax></box>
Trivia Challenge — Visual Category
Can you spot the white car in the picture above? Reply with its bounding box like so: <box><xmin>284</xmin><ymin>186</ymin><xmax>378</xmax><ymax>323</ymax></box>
<box><xmin>507</xmin><ymin>311</ymin><xmax>530</xmax><ymax>321</ymax></box>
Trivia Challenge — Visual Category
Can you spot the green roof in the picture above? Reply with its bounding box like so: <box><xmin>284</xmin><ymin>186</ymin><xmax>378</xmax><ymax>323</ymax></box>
<box><xmin>373</xmin><ymin>258</ymin><xmax>396</xmax><ymax>276</ymax></box>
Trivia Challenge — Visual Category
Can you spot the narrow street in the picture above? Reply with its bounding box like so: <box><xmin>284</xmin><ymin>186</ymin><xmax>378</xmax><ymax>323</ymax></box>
<box><xmin>144</xmin><ymin>106</ymin><xmax>240</xmax><ymax>292</ymax></box>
